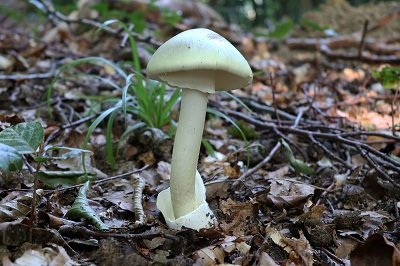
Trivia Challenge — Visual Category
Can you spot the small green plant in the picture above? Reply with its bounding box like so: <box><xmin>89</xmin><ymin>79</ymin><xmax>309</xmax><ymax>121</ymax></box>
<box><xmin>228</xmin><ymin>120</ymin><xmax>258</xmax><ymax>140</ymax></box>
<box><xmin>0</xmin><ymin>121</ymin><xmax>96</xmax><ymax>186</ymax></box>
<box><xmin>66</xmin><ymin>181</ymin><xmax>109</xmax><ymax>230</ymax></box>
<box><xmin>0</xmin><ymin>121</ymin><xmax>101</xmax><ymax>224</ymax></box>
<box><xmin>372</xmin><ymin>66</ymin><xmax>400</xmax><ymax>133</ymax></box>
<box><xmin>133</xmin><ymin>79</ymin><xmax>181</xmax><ymax>129</ymax></box>
<box><xmin>267</xmin><ymin>18</ymin><xmax>294</xmax><ymax>39</ymax></box>
<box><xmin>280</xmin><ymin>139</ymin><xmax>314</xmax><ymax>175</ymax></box>
<box><xmin>299</xmin><ymin>18</ymin><xmax>330</xmax><ymax>32</ymax></box>
<box><xmin>372</xmin><ymin>67</ymin><xmax>400</xmax><ymax>89</ymax></box>
<box><xmin>48</xmin><ymin>20</ymin><xmax>181</xmax><ymax>168</ymax></box>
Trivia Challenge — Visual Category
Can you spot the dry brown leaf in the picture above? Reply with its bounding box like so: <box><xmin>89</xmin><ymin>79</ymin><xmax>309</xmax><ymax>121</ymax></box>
<box><xmin>259</xmin><ymin>252</ymin><xmax>279</xmax><ymax>266</ymax></box>
<box><xmin>194</xmin><ymin>246</ymin><xmax>224</xmax><ymax>266</ymax></box>
<box><xmin>220</xmin><ymin>198</ymin><xmax>254</xmax><ymax>236</ymax></box>
<box><xmin>335</xmin><ymin>237</ymin><xmax>359</xmax><ymax>259</ymax></box>
<box><xmin>205</xmin><ymin>178</ymin><xmax>230</xmax><ymax>199</ymax></box>
<box><xmin>2</xmin><ymin>244</ymin><xmax>76</xmax><ymax>266</ymax></box>
<box><xmin>336</xmin><ymin>106</ymin><xmax>400</xmax><ymax>130</ymax></box>
<box><xmin>266</xmin><ymin>227</ymin><xmax>313</xmax><ymax>266</ymax></box>
<box><xmin>350</xmin><ymin>234</ymin><xmax>400</xmax><ymax>266</ymax></box>
<box><xmin>298</xmin><ymin>205</ymin><xmax>326</xmax><ymax>226</ymax></box>
<box><xmin>266</xmin><ymin>165</ymin><xmax>289</xmax><ymax>180</ymax></box>
<box><xmin>193</xmin><ymin>236</ymin><xmax>251</xmax><ymax>266</ymax></box>
<box><xmin>102</xmin><ymin>179</ymin><xmax>134</xmax><ymax>212</ymax></box>
<box><xmin>156</xmin><ymin>161</ymin><xmax>171</xmax><ymax>181</ymax></box>
<box><xmin>137</xmin><ymin>150</ymin><xmax>156</xmax><ymax>165</ymax></box>
<box><xmin>341</xmin><ymin>68</ymin><xmax>365</xmax><ymax>82</ymax></box>
<box><xmin>268</xmin><ymin>180</ymin><xmax>315</xmax><ymax>208</ymax></box>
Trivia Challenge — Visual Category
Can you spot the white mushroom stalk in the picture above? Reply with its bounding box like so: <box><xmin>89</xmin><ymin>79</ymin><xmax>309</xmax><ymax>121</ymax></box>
<box><xmin>171</xmin><ymin>87</ymin><xmax>209</xmax><ymax>217</ymax></box>
<box><xmin>146</xmin><ymin>28</ymin><xmax>253</xmax><ymax>230</ymax></box>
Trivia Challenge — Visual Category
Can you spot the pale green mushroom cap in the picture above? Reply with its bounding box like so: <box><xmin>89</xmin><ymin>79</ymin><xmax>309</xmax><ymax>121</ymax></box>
<box><xmin>146</xmin><ymin>28</ymin><xmax>253</xmax><ymax>93</ymax></box>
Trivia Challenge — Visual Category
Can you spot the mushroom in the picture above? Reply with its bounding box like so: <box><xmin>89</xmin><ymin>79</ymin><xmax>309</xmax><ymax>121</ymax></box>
<box><xmin>146</xmin><ymin>28</ymin><xmax>252</xmax><ymax>230</ymax></box>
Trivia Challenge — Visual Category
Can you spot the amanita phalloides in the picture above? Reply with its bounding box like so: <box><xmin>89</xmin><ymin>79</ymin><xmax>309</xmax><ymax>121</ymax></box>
<box><xmin>146</xmin><ymin>28</ymin><xmax>252</xmax><ymax>230</ymax></box>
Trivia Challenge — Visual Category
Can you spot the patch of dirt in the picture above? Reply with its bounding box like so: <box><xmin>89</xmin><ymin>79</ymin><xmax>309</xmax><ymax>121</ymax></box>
<box><xmin>298</xmin><ymin>0</ymin><xmax>400</xmax><ymax>38</ymax></box>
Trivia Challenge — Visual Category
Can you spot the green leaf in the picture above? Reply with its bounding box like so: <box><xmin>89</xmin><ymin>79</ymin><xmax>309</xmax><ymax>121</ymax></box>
<box><xmin>84</xmin><ymin>103</ymin><xmax>122</xmax><ymax>149</ymax></box>
<box><xmin>129</xmin><ymin>11</ymin><xmax>147</xmax><ymax>33</ymax></box>
<box><xmin>228</xmin><ymin>120</ymin><xmax>258</xmax><ymax>140</ymax></box>
<box><xmin>201</xmin><ymin>138</ymin><xmax>216</xmax><ymax>157</ymax></box>
<box><xmin>161</xmin><ymin>9</ymin><xmax>182</xmax><ymax>26</ymax></box>
<box><xmin>65</xmin><ymin>181</ymin><xmax>109</xmax><ymax>230</ymax></box>
<box><xmin>300</xmin><ymin>18</ymin><xmax>329</xmax><ymax>32</ymax></box>
<box><xmin>0</xmin><ymin>143</ymin><xmax>23</xmax><ymax>175</ymax></box>
<box><xmin>280</xmin><ymin>139</ymin><xmax>314</xmax><ymax>175</ymax></box>
<box><xmin>37</xmin><ymin>170</ymin><xmax>91</xmax><ymax>187</ymax></box>
<box><xmin>290</xmin><ymin>158</ymin><xmax>315</xmax><ymax>175</ymax></box>
<box><xmin>122</xmin><ymin>74</ymin><xmax>134</xmax><ymax>118</ymax></box>
<box><xmin>371</xmin><ymin>67</ymin><xmax>400</xmax><ymax>89</ymax></box>
<box><xmin>0</xmin><ymin>121</ymin><xmax>44</xmax><ymax>154</ymax></box>
<box><xmin>106</xmin><ymin>110</ymin><xmax>118</xmax><ymax>168</ymax></box>
<box><xmin>267</xmin><ymin>19</ymin><xmax>293</xmax><ymax>39</ymax></box>
<box><xmin>36</xmin><ymin>146</ymin><xmax>93</xmax><ymax>162</ymax></box>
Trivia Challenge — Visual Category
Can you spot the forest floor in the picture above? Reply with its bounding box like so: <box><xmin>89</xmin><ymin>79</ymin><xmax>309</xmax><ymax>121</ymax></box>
<box><xmin>0</xmin><ymin>0</ymin><xmax>400</xmax><ymax>265</ymax></box>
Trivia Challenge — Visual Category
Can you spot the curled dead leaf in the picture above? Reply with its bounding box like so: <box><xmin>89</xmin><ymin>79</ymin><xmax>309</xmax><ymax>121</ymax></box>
<box><xmin>266</xmin><ymin>227</ymin><xmax>313</xmax><ymax>266</ymax></box>
<box><xmin>268</xmin><ymin>180</ymin><xmax>315</xmax><ymax>209</ymax></box>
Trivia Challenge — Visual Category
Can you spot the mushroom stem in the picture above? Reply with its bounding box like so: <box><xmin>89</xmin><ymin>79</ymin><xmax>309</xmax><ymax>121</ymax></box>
<box><xmin>170</xmin><ymin>87</ymin><xmax>209</xmax><ymax>218</ymax></box>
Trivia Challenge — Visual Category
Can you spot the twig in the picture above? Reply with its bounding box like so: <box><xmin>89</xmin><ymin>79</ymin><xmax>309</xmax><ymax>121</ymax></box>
<box><xmin>339</xmin><ymin>131</ymin><xmax>400</xmax><ymax>142</ymax></box>
<box><xmin>287</xmin><ymin>36</ymin><xmax>400</xmax><ymax>64</ymax></box>
<box><xmin>220</xmin><ymin>108</ymin><xmax>400</xmax><ymax>174</ymax></box>
<box><xmin>0</xmin><ymin>166</ymin><xmax>150</xmax><ymax>194</ymax></box>
<box><xmin>31</xmin><ymin>143</ymin><xmax>45</xmax><ymax>225</ymax></box>
<box><xmin>232</xmin><ymin>142</ymin><xmax>281</xmax><ymax>189</ymax></box>
<box><xmin>270</xmin><ymin>73</ymin><xmax>281</xmax><ymax>126</ymax></box>
<box><xmin>131</xmin><ymin>174</ymin><xmax>146</xmax><ymax>225</ymax></box>
<box><xmin>273</xmin><ymin>126</ymin><xmax>307</xmax><ymax>160</ymax></box>
<box><xmin>358</xmin><ymin>20</ymin><xmax>369</xmax><ymax>59</ymax></box>
<box><xmin>44</xmin><ymin>113</ymin><xmax>97</xmax><ymax>146</ymax></box>
<box><xmin>238</xmin><ymin>98</ymin><xmax>321</xmax><ymax>125</ymax></box>
<box><xmin>391</xmin><ymin>88</ymin><xmax>399</xmax><ymax>136</ymax></box>
<box><xmin>356</xmin><ymin>145</ymin><xmax>400</xmax><ymax>189</ymax></box>
<box><xmin>29</xmin><ymin>0</ymin><xmax>161</xmax><ymax>47</ymax></box>
<box><xmin>0</xmin><ymin>65</ymin><xmax>56</xmax><ymax>80</ymax></box>
<box><xmin>52</xmin><ymin>165</ymin><xmax>150</xmax><ymax>193</ymax></box>
<box><xmin>318</xmin><ymin>247</ymin><xmax>345</xmax><ymax>265</ymax></box>
<box><xmin>232</xmin><ymin>108</ymin><xmax>305</xmax><ymax>189</ymax></box>
<box><xmin>308</xmin><ymin>134</ymin><xmax>352</xmax><ymax>169</ymax></box>
<box><xmin>58</xmin><ymin>225</ymin><xmax>178</xmax><ymax>241</ymax></box>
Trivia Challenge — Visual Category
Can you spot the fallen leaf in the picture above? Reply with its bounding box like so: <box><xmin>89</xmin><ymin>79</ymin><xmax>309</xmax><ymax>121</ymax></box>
<box><xmin>268</xmin><ymin>180</ymin><xmax>315</xmax><ymax>208</ymax></box>
<box><xmin>350</xmin><ymin>234</ymin><xmax>400</xmax><ymax>266</ymax></box>
<box><xmin>2</xmin><ymin>244</ymin><xmax>76</xmax><ymax>266</ymax></box>
<box><xmin>258</xmin><ymin>252</ymin><xmax>279</xmax><ymax>266</ymax></box>
<box><xmin>266</xmin><ymin>227</ymin><xmax>313</xmax><ymax>265</ymax></box>
<box><xmin>194</xmin><ymin>245</ymin><xmax>224</xmax><ymax>266</ymax></box>
<box><xmin>220</xmin><ymin>198</ymin><xmax>255</xmax><ymax>236</ymax></box>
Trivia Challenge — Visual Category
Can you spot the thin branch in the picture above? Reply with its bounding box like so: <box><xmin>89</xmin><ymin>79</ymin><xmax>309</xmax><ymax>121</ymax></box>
<box><xmin>29</xmin><ymin>0</ymin><xmax>161</xmax><ymax>47</ymax></box>
<box><xmin>308</xmin><ymin>134</ymin><xmax>352</xmax><ymax>169</ymax></box>
<box><xmin>52</xmin><ymin>165</ymin><xmax>150</xmax><ymax>193</ymax></box>
<box><xmin>0</xmin><ymin>65</ymin><xmax>56</xmax><ymax>80</ymax></box>
<box><xmin>358</xmin><ymin>20</ymin><xmax>369</xmax><ymax>59</ymax></box>
<box><xmin>232</xmin><ymin>108</ymin><xmax>306</xmax><ymax>189</ymax></box>
<box><xmin>356</xmin><ymin>145</ymin><xmax>400</xmax><ymax>189</ymax></box>
<box><xmin>221</xmin><ymin>108</ymin><xmax>400</xmax><ymax>174</ymax></box>
<box><xmin>44</xmin><ymin>113</ymin><xmax>97</xmax><ymax>146</ymax></box>
<box><xmin>232</xmin><ymin>142</ymin><xmax>281</xmax><ymax>189</ymax></box>
<box><xmin>58</xmin><ymin>225</ymin><xmax>178</xmax><ymax>241</ymax></box>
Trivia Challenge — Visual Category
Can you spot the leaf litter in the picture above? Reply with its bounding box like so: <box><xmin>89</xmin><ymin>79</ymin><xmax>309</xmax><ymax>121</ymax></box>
<box><xmin>0</xmin><ymin>0</ymin><xmax>400</xmax><ymax>265</ymax></box>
